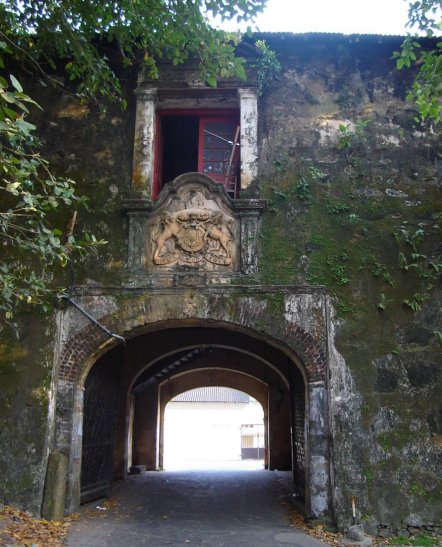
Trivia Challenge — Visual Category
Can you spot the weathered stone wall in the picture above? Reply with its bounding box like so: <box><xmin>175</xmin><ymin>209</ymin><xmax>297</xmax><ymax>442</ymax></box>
<box><xmin>0</xmin><ymin>34</ymin><xmax>440</xmax><ymax>535</ymax></box>
<box><xmin>253</xmin><ymin>34</ymin><xmax>442</xmax><ymax>532</ymax></box>
<box><xmin>0</xmin><ymin>315</ymin><xmax>57</xmax><ymax>514</ymax></box>
<box><xmin>0</xmin><ymin>75</ymin><xmax>136</xmax><ymax>514</ymax></box>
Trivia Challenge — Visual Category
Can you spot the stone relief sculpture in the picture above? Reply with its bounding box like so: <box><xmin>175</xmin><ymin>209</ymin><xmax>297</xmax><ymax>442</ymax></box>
<box><xmin>151</xmin><ymin>207</ymin><xmax>233</xmax><ymax>266</ymax></box>
<box><xmin>125</xmin><ymin>173</ymin><xmax>265</xmax><ymax>276</ymax></box>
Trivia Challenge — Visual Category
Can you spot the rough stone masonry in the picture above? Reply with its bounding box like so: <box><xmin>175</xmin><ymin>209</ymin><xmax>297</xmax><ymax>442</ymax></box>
<box><xmin>0</xmin><ymin>33</ymin><xmax>440</xmax><ymax>540</ymax></box>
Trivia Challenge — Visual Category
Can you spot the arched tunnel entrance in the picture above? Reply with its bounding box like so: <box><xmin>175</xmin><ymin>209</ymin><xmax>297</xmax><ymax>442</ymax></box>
<box><xmin>162</xmin><ymin>385</ymin><xmax>265</xmax><ymax>469</ymax></box>
<box><xmin>79</xmin><ymin>323</ymin><xmax>308</xmax><ymax>511</ymax></box>
<box><xmin>55</xmin><ymin>293</ymin><xmax>333</xmax><ymax>522</ymax></box>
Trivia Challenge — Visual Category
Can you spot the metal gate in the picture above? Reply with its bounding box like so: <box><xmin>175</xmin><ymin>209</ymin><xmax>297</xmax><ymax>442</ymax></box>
<box><xmin>292</xmin><ymin>380</ymin><xmax>306</xmax><ymax>498</ymax></box>
<box><xmin>81</xmin><ymin>353</ymin><xmax>121</xmax><ymax>503</ymax></box>
<box><xmin>240</xmin><ymin>424</ymin><xmax>265</xmax><ymax>459</ymax></box>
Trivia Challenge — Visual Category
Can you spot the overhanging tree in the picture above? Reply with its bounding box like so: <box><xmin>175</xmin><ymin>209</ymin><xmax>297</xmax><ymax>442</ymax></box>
<box><xmin>0</xmin><ymin>57</ymin><xmax>103</xmax><ymax>324</ymax></box>
<box><xmin>0</xmin><ymin>0</ymin><xmax>267</xmax><ymax>324</ymax></box>
<box><xmin>0</xmin><ymin>0</ymin><xmax>267</xmax><ymax>103</ymax></box>
<box><xmin>396</xmin><ymin>0</ymin><xmax>442</xmax><ymax>123</ymax></box>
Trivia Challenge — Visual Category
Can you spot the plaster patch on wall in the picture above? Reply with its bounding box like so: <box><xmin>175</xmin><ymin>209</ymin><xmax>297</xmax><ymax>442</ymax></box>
<box><xmin>284</xmin><ymin>293</ymin><xmax>326</xmax><ymax>343</ymax></box>
<box><xmin>372</xmin><ymin>407</ymin><xmax>401</xmax><ymax>434</ymax></box>
<box><xmin>109</xmin><ymin>184</ymin><xmax>119</xmax><ymax>197</ymax></box>
<box><xmin>182</xmin><ymin>292</ymin><xmax>208</xmax><ymax>318</ymax></box>
<box><xmin>237</xmin><ymin>297</ymin><xmax>268</xmax><ymax>327</ymax></box>
<box><xmin>326</xmin><ymin>299</ymin><xmax>367</xmax><ymax>528</ymax></box>
<box><xmin>379</xmin><ymin>134</ymin><xmax>401</xmax><ymax>147</ymax></box>
<box><xmin>55</xmin><ymin>103</ymin><xmax>90</xmax><ymax>119</ymax></box>
<box><xmin>310</xmin><ymin>455</ymin><xmax>329</xmax><ymax>515</ymax></box>
<box><xmin>385</xmin><ymin>188</ymin><xmax>409</xmax><ymax>198</ymax></box>
<box><xmin>327</xmin><ymin>311</ymin><xmax>362</xmax><ymax>427</ymax></box>
<box><xmin>317</xmin><ymin>119</ymin><xmax>353</xmax><ymax>146</ymax></box>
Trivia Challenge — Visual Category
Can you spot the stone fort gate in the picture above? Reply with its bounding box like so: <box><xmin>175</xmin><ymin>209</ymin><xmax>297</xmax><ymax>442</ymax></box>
<box><xmin>3</xmin><ymin>33</ymin><xmax>437</xmax><ymax>536</ymax></box>
<box><xmin>51</xmin><ymin>174</ymin><xmax>336</xmax><ymax>521</ymax></box>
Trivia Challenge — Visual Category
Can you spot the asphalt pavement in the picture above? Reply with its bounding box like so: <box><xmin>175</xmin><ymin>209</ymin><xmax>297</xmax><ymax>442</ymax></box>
<box><xmin>67</xmin><ymin>462</ymin><xmax>328</xmax><ymax>547</ymax></box>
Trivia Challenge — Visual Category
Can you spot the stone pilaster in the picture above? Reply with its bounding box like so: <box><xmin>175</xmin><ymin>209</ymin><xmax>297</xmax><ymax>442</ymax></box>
<box><xmin>132</xmin><ymin>88</ymin><xmax>157</xmax><ymax>193</ymax></box>
<box><xmin>238</xmin><ymin>88</ymin><xmax>258</xmax><ymax>189</ymax></box>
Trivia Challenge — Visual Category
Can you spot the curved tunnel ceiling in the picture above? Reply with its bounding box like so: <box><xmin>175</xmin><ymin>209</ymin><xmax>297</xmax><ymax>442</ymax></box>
<box><xmin>159</xmin><ymin>368</ymin><xmax>269</xmax><ymax>410</ymax></box>
<box><xmin>131</xmin><ymin>345</ymin><xmax>298</xmax><ymax>393</ymax></box>
<box><xmin>107</xmin><ymin>324</ymin><xmax>307</xmax><ymax>393</ymax></box>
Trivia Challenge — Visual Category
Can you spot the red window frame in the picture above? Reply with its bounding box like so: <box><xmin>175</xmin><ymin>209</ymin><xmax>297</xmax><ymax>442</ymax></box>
<box><xmin>154</xmin><ymin>109</ymin><xmax>239</xmax><ymax>199</ymax></box>
<box><xmin>198</xmin><ymin>117</ymin><xmax>240</xmax><ymax>190</ymax></box>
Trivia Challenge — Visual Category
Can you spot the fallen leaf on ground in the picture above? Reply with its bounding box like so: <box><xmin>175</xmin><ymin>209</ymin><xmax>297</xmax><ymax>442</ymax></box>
<box><xmin>0</xmin><ymin>505</ymin><xmax>74</xmax><ymax>546</ymax></box>
<box><xmin>286</xmin><ymin>505</ymin><xmax>343</xmax><ymax>546</ymax></box>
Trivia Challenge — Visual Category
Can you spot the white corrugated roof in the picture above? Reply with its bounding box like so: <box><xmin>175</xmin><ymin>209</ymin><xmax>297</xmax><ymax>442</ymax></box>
<box><xmin>171</xmin><ymin>387</ymin><xmax>251</xmax><ymax>403</ymax></box>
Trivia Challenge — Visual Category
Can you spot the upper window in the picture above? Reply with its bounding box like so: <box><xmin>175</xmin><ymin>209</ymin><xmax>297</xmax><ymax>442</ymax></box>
<box><xmin>154</xmin><ymin>110</ymin><xmax>240</xmax><ymax>198</ymax></box>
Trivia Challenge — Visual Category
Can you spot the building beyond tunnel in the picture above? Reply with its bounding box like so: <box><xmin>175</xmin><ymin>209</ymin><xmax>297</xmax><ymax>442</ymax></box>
<box><xmin>0</xmin><ymin>33</ymin><xmax>441</xmax><ymax>537</ymax></box>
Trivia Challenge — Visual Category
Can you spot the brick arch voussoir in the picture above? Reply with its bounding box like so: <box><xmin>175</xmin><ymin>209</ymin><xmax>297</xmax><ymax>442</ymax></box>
<box><xmin>58</xmin><ymin>323</ymin><xmax>111</xmax><ymax>385</ymax></box>
<box><xmin>58</xmin><ymin>310</ymin><xmax>327</xmax><ymax>388</ymax></box>
<box><xmin>284</xmin><ymin>322</ymin><xmax>327</xmax><ymax>384</ymax></box>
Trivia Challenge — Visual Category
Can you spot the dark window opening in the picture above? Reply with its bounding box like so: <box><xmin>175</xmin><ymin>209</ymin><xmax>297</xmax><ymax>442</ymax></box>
<box><xmin>155</xmin><ymin>110</ymin><xmax>240</xmax><ymax>199</ymax></box>
<box><xmin>161</xmin><ymin>116</ymin><xmax>199</xmax><ymax>184</ymax></box>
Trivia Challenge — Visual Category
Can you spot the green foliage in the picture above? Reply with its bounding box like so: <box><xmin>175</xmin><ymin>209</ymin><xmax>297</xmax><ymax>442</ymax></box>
<box><xmin>0</xmin><ymin>72</ymin><xmax>103</xmax><ymax>323</ymax></box>
<box><xmin>377</xmin><ymin>293</ymin><xmax>393</xmax><ymax>311</ymax></box>
<box><xmin>364</xmin><ymin>468</ymin><xmax>374</xmax><ymax>487</ymax></box>
<box><xmin>325</xmin><ymin>201</ymin><xmax>351</xmax><ymax>215</ymax></box>
<box><xmin>371</xmin><ymin>263</ymin><xmax>396</xmax><ymax>286</ymax></box>
<box><xmin>337</xmin><ymin>120</ymin><xmax>371</xmax><ymax>150</ymax></box>
<box><xmin>394</xmin><ymin>1</ymin><xmax>442</xmax><ymax>123</ymax></box>
<box><xmin>402</xmin><ymin>293</ymin><xmax>427</xmax><ymax>311</ymax></box>
<box><xmin>306</xmin><ymin>237</ymin><xmax>352</xmax><ymax>287</ymax></box>
<box><xmin>377</xmin><ymin>433</ymin><xmax>392</xmax><ymax>452</ymax></box>
<box><xmin>253</xmin><ymin>39</ymin><xmax>281</xmax><ymax>96</ymax></box>
<box><xmin>389</xmin><ymin>534</ymin><xmax>440</xmax><ymax>546</ymax></box>
<box><xmin>408</xmin><ymin>483</ymin><xmax>433</xmax><ymax>501</ymax></box>
<box><xmin>296</xmin><ymin>166</ymin><xmax>327</xmax><ymax>203</ymax></box>
<box><xmin>337</xmin><ymin>120</ymin><xmax>372</xmax><ymax>169</ymax></box>
<box><xmin>0</xmin><ymin>0</ymin><xmax>266</xmax><ymax>104</ymax></box>
<box><xmin>394</xmin><ymin>222</ymin><xmax>442</xmax><ymax>281</ymax></box>
<box><xmin>263</xmin><ymin>159</ymin><xmax>324</xmax><ymax>209</ymax></box>
<box><xmin>296</xmin><ymin>176</ymin><xmax>312</xmax><ymax>202</ymax></box>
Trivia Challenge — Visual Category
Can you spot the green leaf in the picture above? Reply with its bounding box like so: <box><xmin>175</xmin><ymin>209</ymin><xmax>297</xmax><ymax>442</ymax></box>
<box><xmin>1</xmin><ymin>92</ymin><xmax>16</xmax><ymax>104</ymax></box>
<box><xmin>9</xmin><ymin>74</ymin><xmax>23</xmax><ymax>93</ymax></box>
<box><xmin>206</xmin><ymin>74</ymin><xmax>218</xmax><ymax>87</ymax></box>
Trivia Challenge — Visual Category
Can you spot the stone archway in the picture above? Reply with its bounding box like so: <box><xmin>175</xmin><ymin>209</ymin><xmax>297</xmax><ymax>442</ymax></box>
<box><xmin>51</xmin><ymin>287</ymin><xmax>331</xmax><ymax>519</ymax></box>
<box><xmin>77</xmin><ymin>327</ymin><xmax>306</xmax><ymax>507</ymax></box>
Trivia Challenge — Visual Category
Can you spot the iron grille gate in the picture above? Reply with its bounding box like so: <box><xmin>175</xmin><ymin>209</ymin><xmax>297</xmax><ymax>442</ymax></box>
<box><xmin>81</xmin><ymin>355</ymin><xmax>121</xmax><ymax>503</ymax></box>
<box><xmin>292</xmin><ymin>380</ymin><xmax>306</xmax><ymax>497</ymax></box>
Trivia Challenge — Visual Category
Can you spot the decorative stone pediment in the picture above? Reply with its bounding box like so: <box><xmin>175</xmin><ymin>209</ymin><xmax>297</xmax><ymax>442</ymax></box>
<box><xmin>123</xmin><ymin>173</ymin><xmax>265</xmax><ymax>284</ymax></box>
<box><xmin>149</xmin><ymin>177</ymin><xmax>236</xmax><ymax>270</ymax></box>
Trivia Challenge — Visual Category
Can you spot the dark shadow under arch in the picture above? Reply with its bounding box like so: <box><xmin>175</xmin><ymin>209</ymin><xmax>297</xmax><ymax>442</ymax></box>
<box><xmin>56</xmin><ymin>315</ymin><xmax>330</xmax><ymax>520</ymax></box>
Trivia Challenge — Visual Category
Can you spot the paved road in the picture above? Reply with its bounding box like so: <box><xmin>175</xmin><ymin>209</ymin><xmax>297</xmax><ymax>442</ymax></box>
<box><xmin>67</xmin><ymin>467</ymin><xmax>328</xmax><ymax>547</ymax></box>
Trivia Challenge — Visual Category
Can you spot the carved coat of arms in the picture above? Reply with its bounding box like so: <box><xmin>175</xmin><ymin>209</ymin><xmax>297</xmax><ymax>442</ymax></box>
<box><xmin>152</xmin><ymin>208</ymin><xmax>233</xmax><ymax>266</ymax></box>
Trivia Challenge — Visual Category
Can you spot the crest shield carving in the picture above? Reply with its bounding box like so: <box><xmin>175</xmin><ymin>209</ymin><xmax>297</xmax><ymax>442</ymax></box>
<box><xmin>147</xmin><ymin>175</ymin><xmax>237</xmax><ymax>271</ymax></box>
<box><xmin>124</xmin><ymin>173</ymin><xmax>265</xmax><ymax>282</ymax></box>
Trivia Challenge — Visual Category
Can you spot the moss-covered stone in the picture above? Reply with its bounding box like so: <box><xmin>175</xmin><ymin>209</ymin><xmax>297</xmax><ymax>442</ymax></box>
<box><xmin>1</xmin><ymin>34</ymin><xmax>441</xmax><ymax>530</ymax></box>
